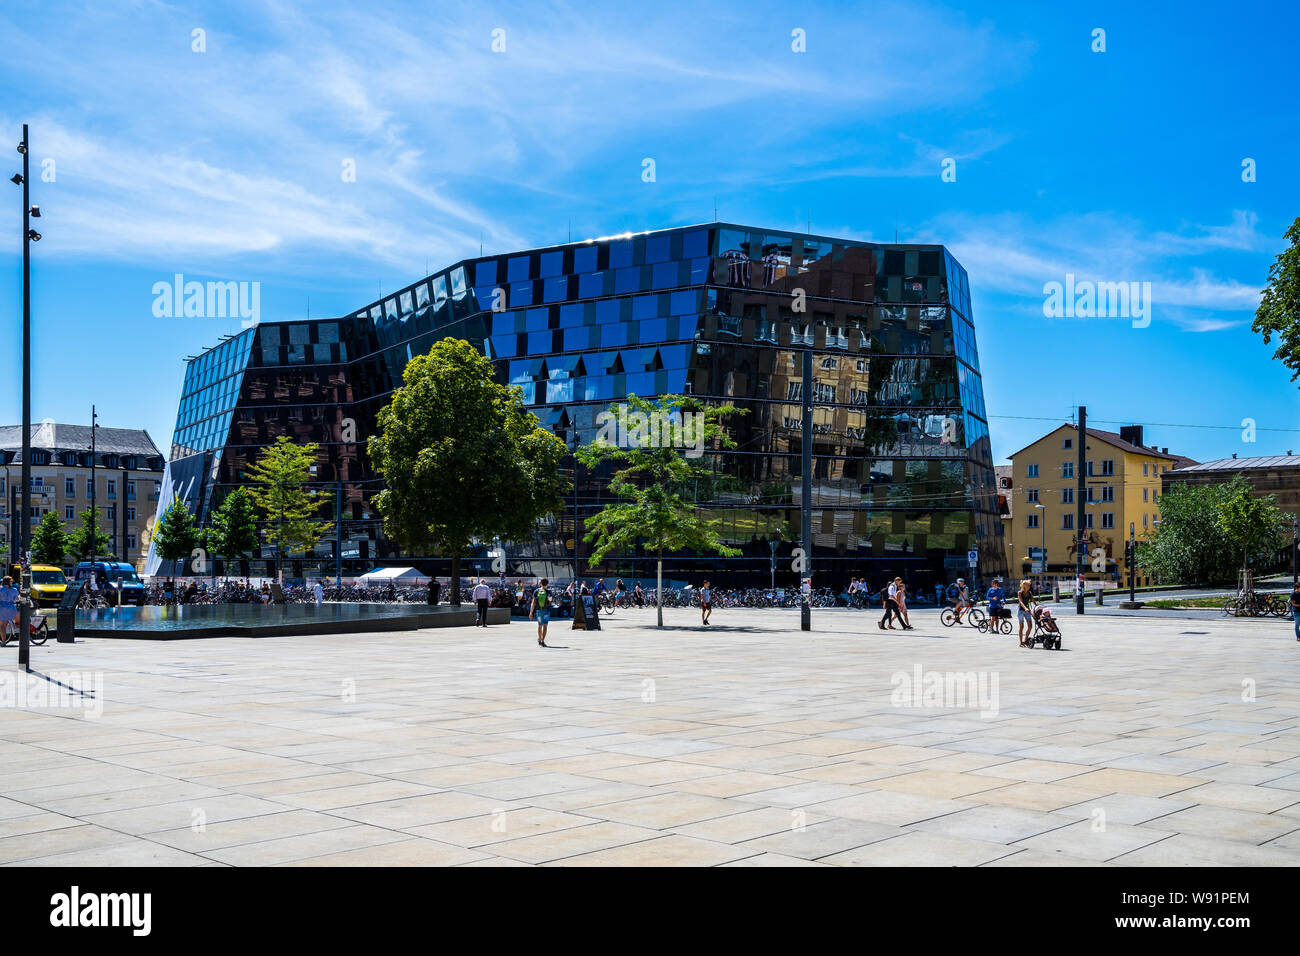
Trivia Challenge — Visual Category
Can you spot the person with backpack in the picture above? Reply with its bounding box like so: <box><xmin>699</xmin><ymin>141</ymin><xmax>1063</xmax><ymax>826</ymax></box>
<box><xmin>530</xmin><ymin>577</ymin><xmax>552</xmax><ymax>647</ymax></box>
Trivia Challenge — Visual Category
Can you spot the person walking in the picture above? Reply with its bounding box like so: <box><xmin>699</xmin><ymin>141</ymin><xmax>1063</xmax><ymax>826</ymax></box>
<box><xmin>0</xmin><ymin>575</ymin><xmax>19</xmax><ymax>647</ymax></box>
<box><xmin>427</xmin><ymin>578</ymin><xmax>441</xmax><ymax>605</ymax></box>
<box><xmin>699</xmin><ymin>580</ymin><xmax>714</xmax><ymax>625</ymax></box>
<box><xmin>1016</xmin><ymin>579</ymin><xmax>1036</xmax><ymax>646</ymax></box>
<box><xmin>896</xmin><ymin>579</ymin><xmax>914</xmax><ymax>630</ymax></box>
<box><xmin>313</xmin><ymin>579</ymin><xmax>324</xmax><ymax>605</ymax></box>
<box><xmin>530</xmin><ymin>577</ymin><xmax>552</xmax><ymax>647</ymax></box>
<box><xmin>878</xmin><ymin>576</ymin><xmax>903</xmax><ymax>630</ymax></box>
<box><xmin>472</xmin><ymin>578</ymin><xmax>491</xmax><ymax>626</ymax></box>
<box><xmin>1290</xmin><ymin>580</ymin><xmax>1300</xmax><ymax>642</ymax></box>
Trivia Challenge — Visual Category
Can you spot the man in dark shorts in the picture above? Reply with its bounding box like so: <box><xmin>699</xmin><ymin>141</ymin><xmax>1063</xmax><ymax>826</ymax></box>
<box><xmin>700</xmin><ymin>580</ymin><xmax>713</xmax><ymax>626</ymax></box>
<box><xmin>530</xmin><ymin>577</ymin><xmax>552</xmax><ymax>647</ymax></box>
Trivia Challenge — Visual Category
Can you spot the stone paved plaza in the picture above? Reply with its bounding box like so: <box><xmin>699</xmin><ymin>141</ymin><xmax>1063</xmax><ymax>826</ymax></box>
<box><xmin>1</xmin><ymin>605</ymin><xmax>1298</xmax><ymax>866</ymax></box>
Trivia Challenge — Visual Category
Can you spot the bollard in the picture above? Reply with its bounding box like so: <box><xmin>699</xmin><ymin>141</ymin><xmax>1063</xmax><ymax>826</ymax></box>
<box><xmin>1095</xmin><ymin>586</ymin><xmax>1104</xmax><ymax>606</ymax></box>
<box><xmin>1053</xmin><ymin>584</ymin><xmax>1060</xmax><ymax>603</ymax></box>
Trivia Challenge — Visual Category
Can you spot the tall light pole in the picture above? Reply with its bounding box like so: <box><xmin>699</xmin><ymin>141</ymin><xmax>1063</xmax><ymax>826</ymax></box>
<box><xmin>1034</xmin><ymin>502</ymin><xmax>1046</xmax><ymax>593</ymax></box>
<box><xmin>88</xmin><ymin>406</ymin><xmax>98</xmax><ymax>569</ymax></box>
<box><xmin>1075</xmin><ymin>407</ymin><xmax>1087</xmax><ymax>615</ymax></box>
<box><xmin>800</xmin><ymin>346</ymin><xmax>812</xmax><ymax>632</ymax></box>
<box><xmin>1128</xmin><ymin>521</ymin><xmax>1136</xmax><ymax>603</ymax></box>
<box><xmin>570</xmin><ymin>430</ymin><xmax>580</xmax><ymax>586</ymax></box>
<box><xmin>1292</xmin><ymin>514</ymin><xmax>1297</xmax><ymax>588</ymax></box>
<box><xmin>13</xmin><ymin>125</ymin><xmax>41</xmax><ymax>669</ymax></box>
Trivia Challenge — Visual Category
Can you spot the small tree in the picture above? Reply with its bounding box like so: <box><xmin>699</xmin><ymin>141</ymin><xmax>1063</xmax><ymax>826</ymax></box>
<box><xmin>1216</xmin><ymin>476</ymin><xmax>1288</xmax><ymax>575</ymax></box>
<box><xmin>1137</xmin><ymin>476</ymin><xmax>1288</xmax><ymax>586</ymax></box>
<box><xmin>368</xmin><ymin>338</ymin><xmax>568</xmax><ymax>603</ymax></box>
<box><xmin>1251</xmin><ymin>216</ymin><xmax>1300</xmax><ymax>380</ymax></box>
<box><xmin>203</xmin><ymin>488</ymin><xmax>260</xmax><ymax>579</ymax></box>
<box><xmin>152</xmin><ymin>495</ymin><xmax>201</xmax><ymax>573</ymax></box>
<box><xmin>30</xmin><ymin>512</ymin><xmax>71</xmax><ymax>565</ymax></box>
<box><xmin>68</xmin><ymin>506</ymin><xmax>114</xmax><ymax>562</ymax></box>
<box><xmin>578</xmin><ymin>394</ymin><xmax>745</xmax><ymax>627</ymax></box>
<box><xmin>247</xmin><ymin>437</ymin><xmax>332</xmax><ymax>577</ymax></box>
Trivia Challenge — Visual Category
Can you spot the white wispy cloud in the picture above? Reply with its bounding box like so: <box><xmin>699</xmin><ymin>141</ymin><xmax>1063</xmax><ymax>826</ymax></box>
<box><xmin>1</xmin><ymin>0</ymin><xmax>1034</xmax><ymax>272</ymax></box>
<box><xmin>915</xmin><ymin>210</ymin><xmax>1265</xmax><ymax>328</ymax></box>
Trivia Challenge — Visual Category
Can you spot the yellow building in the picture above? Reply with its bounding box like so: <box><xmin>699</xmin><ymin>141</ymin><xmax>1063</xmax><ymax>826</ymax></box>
<box><xmin>1003</xmin><ymin>424</ymin><xmax>1194</xmax><ymax>588</ymax></box>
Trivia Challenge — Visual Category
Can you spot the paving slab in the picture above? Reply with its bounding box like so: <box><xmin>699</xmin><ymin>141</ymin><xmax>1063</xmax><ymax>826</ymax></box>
<box><xmin>3</xmin><ymin>604</ymin><xmax>1299</xmax><ymax>866</ymax></box>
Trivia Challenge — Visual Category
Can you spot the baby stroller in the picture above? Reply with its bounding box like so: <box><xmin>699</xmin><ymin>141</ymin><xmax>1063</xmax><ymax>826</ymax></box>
<box><xmin>1024</xmin><ymin>606</ymin><xmax>1062</xmax><ymax>650</ymax></box>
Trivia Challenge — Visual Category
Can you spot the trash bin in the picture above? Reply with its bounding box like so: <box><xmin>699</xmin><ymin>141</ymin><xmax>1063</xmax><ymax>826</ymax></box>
<box><xmin>56</xmin><ymin>587</ymin><xmax>80</xmax><ymax>643</ymax></box>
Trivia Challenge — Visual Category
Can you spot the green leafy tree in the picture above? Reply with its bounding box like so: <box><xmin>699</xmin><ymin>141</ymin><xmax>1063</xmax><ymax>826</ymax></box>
<box><xmin>247</xmin><ymin>437</ymin><xmax>332</xmax><ymax>576</ymax></box>
<box><xmin>1216</xmin><ymin>476</ymin><xmax>1289</xmax><ymax>573</ymax></box>
<box><xmin>68</xmin><ymin>506</ymin><xmax>114</xmax><ymax>562</ymax></box>
<box><xmin>1137</xmin><ymin>476</ymin><xmax>1287</xmax><ymax>586</ymax></box>
<box><xmin>1252</xmin><ymin>216</ymin><xmax>1300</xmax><ymax>380</ymax></box>
<box><xmin>203</xmin><ymin>488</ymin><xmax>261</xmax><ymax>578</ymax></box>
<box><xmin>30</xmin><ymin>511</ymin><xmax>71</xmax><ymax>565</ymax></box>
<box><xmin>368</xmin><ymin>338</ymin><xmax>568</xmax><ymax>603</ymax></box>
<box><xmin>152</xmin><ymin>495</ymin><xmax>200</xmax><ymax>571</ymax></box>
<box><xmin>578</xmin><ymin>394</ymin><xmax>746</xmax><ymax>627</ymax></box>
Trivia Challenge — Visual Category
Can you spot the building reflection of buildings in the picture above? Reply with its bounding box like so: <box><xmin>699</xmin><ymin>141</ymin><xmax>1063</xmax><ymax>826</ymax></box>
<box><xmin>152</xmin><ymin>223</ymin><xmax>1004</xmax><ymax>590</ymax></box>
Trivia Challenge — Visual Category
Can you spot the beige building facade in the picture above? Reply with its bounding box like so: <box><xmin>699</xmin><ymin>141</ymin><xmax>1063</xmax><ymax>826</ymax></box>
<box><xmin>1003</xmin><ymin>424</ymin><xmax>1195</xmax><ymax>588</ymax></box>
<box><xmin>1</xmin><ymin>423</ymin><xmax>165</xmax><ymax>571</ymax></box>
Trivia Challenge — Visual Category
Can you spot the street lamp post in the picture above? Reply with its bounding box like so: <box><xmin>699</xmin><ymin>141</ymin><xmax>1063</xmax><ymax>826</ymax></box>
<box><xmin>1292</xmin><ymin>514</ymin><xmax>1297</xmax><ymax>588</ymax></box>
<box><xmin>1129</xmin><ymin>521</ymin><xmax>1136</xmax><ymax>603</ymax></box>
<box><xmin>800</xmin><ymin>346</ymin><xmax>812</xmax><ymax>632</ymax></box>
<box><xmin>13</xmin><ymin>125</ymin><xmax>41</xmax><ymax>669</ymax></box>
<box><xmin>571</xmin><ymin>431</ymin><xmax>580</xmax><ymax>586</ymax></box>
<box><xmin>88</xmin><ymin>406</ymin><xmax>98</xmax><ymax>569</ymax></box>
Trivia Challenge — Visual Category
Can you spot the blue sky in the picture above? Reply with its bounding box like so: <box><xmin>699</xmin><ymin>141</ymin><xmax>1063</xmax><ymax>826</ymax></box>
<box><xmin>3</xmin><ymin>0</ymin><xmax>1298</xmax><ymax>464</ymax></box>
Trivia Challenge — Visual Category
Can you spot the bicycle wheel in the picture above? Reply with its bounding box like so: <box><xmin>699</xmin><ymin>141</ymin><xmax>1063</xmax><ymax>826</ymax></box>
<box><xmin>998</xmin><ymin>618</ymin><xmax>1013</xmax><ymax>635</ymax></box>
<box><xmin>30</xmin><ymin>620</ymin><xmax>49</xmax><ymax>646</ymax></box>
<box><xmin>941</xmin><ymin>609</ymin><xmax>957</xmax><ymax>627</ymax></box>
<box><xmin>968</xmin><ymin>608</ymin><xmax>987</xmax><ymax>629</ymax></box>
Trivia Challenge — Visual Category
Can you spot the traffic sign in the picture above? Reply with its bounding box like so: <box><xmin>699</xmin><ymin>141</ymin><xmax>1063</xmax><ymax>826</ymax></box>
<box><xmin>967</xmin><ymin>549</ymin><xmax>978</xmax><ymax>567</ymax></box>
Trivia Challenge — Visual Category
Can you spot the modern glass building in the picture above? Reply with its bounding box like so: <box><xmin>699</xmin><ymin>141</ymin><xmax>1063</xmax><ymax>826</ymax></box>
<box><xmin>149</xmin><ymin>223</ymin><xmax>1006</xmax><ymax>589</ymax></box>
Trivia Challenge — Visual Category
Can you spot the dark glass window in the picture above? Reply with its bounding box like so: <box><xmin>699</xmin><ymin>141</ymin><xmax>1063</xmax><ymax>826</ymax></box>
<box><xmin>507</xmin><ymin>256</ymin><xmax>530</xmax><ymax>283</ymax></box>
<box><xmin>540</xmin><ymin>251</ymin><xmax>563</xmax><ymax>278</ymax></box>
<box><xmin>609</xmin><ymin>240</ymin><xmax>634</xmax><ymax>269</ymax></box>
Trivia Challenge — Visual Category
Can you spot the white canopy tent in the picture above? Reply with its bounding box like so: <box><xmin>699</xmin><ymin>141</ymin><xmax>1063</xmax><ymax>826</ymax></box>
<box><xmin>356</xmin><ymin>566</ymin><xmax>424</xmax><ymax>584</ymax></box>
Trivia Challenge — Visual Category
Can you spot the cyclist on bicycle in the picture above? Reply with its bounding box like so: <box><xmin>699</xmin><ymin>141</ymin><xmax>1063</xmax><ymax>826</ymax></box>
<box><xmin>952</xmin><ymin>578</ymin><xmax>972</xmax><ymax>622</ymax></box>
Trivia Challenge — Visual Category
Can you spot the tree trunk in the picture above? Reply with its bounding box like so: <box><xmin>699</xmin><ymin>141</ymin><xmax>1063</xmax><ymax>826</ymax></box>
<box><xmin>450</xmin><ymin>554</ymin><xmax>462</xmax><ymax>606</ymax></box>
<box><xmin>656</xmin><ymin>546</ymin><xmax>663</xmax><ymax>628</ymax></box>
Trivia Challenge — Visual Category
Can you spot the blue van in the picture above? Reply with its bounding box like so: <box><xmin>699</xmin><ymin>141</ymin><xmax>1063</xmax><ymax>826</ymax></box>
<box><xmin>74</xmin><ymin>561</ymin><xmax>147</xmax><ymax>606</ymax></box>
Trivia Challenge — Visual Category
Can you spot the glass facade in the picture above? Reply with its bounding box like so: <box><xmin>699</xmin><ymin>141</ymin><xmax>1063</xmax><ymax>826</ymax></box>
<box><xmin>150</xmin><ymin>223</ymin><xmax>1005</xmax><ymax>588</ymax></box>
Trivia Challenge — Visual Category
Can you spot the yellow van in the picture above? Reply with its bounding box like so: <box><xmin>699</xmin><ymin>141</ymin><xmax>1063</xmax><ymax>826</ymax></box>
<box><xmin>29</xmin><ymin>565</ymin><xmax>68</xmax><ymax>607</ymax></box>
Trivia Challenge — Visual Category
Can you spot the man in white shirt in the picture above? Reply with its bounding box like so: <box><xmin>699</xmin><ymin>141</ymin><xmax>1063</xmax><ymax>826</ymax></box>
<box><xmin>878</xmin><ymin>577</ymin><xmax>903</xmax><ymax>631</ymax></box>
<box><xmin>473</xmin><ymin>578</ymin><xmax>492</xmax><ymax>627</ymax></box>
